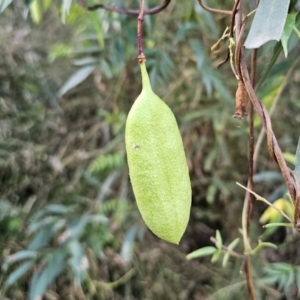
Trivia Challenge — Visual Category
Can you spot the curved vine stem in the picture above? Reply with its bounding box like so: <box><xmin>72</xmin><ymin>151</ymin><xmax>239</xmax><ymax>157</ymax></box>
<box><xmin>197</xmin><ymin>0</ymin><xmax>232</xmax><ymax>15</ymax></box>
<box><xmin>240</xmin><ymin>38</ymin><xmax>300</xmax><ymax>231</ymax></box>
<box><xmin>253</xmin><ymin>56</ymin><xmax>300</xmax><ymax>172</ymax></box>
<box><xmin>79</xmin><ymin>0</ymin><xmax>171</xmax><ymax>16</ymax></box>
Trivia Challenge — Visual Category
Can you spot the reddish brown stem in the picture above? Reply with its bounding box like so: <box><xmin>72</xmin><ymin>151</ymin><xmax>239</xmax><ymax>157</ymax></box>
<box><xmin>82</xmin><ymin>0</ymin><xmax>171</xmax><ymax>15</ymax></box>
<box><xmin>246</xmin><ymin>49</ymin><xmax>256</xmax><ymax>231</ymax></box>
<box><xmin>240</xmin><ymin>45</ymin><xmax>300</xmax><ymax>230</ymax></box>
<box><xmin>137</xmin><ymin>0</ymin><xmax>145</xmax><ymax>61</ymax></box>
<box><xmin>197</xmin><ymin>0</ymin><xmax>232</xmax><ymax>15</ymax></box>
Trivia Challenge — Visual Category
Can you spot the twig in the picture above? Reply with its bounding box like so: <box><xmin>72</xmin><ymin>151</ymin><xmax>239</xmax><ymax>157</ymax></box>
<box><xmin>234</xmin><ymin>3</ymin><xmax>256</xmax><ymax>299</ymax></box>
<box><xmin>245</xmin><ymin>48</ymin><xmax>256</xmax><ymax>241</ymax></box>
<box><xmin>137</xmin><ymin>0</ymin><xmax>146</xmax><ymax>63</ymax></box>
<box><xmin>197</xmin><ymin>0</ymin><xmax>232</xmax><ymax>15</ymax></box>
<box><xmin>229</xmin><ymin>0</ymin><xmax>241</xmax><ymax>38</ymax></box>
<box><xmin>210</xmin><ymin>237</ymin><xmax>245</xmax><ymax>259</ymax></box>
<box><xmin>237</xmin><ymin>182</ymin><xmax>293</xmax><ymax>224</ymax></box>
<box><xmin>79</xmin><ymin>0</ymin><xmax>171</xmax><ymax>16</ymax></box>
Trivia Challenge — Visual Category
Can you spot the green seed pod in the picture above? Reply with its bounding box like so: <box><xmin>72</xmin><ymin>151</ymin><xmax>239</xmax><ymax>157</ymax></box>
<box><xmin>125</xmin><ymin>61</ymin><xmax>191</xmax><ymax>244</ymax></box>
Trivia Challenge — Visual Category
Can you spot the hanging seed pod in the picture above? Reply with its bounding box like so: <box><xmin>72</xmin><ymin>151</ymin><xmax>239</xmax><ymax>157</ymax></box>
<box><xmin>125</xmin><ymin>61</ymin><xmax>191</xmax><ymax>244</ymax></box>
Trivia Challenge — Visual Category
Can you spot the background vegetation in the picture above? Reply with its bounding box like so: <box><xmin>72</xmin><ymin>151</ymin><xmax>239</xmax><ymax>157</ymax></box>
<box><xmin>1</xmin><ymin>0</ymin><xmax>300</xmax><ymax>299</ymax></box>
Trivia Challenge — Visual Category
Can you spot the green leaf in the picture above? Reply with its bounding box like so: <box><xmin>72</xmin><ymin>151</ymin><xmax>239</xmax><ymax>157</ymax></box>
<box><xmin>88</xmin><ymin>153</ymin><xmax>124</xmax><ymax>174</ymax></box>
<box><xmin>222</xmin><ymin>252</ymin><xmax>230</xmax><ymax>268</ymax></box>
<box><xmin>45</xmin><ymin>204</ymin><xmax>76</xmax><ymax>214</ymax></box>
<box><xmin>295</xmin><ymin>137</ymin><xmax>300</xmax><ymax>181</ymax></box>
<box><xmin>215</xmin><ymin>230</ymin><xmax>222</xmax><ymax>249</ymax></box>
<box><xmin>67</xmin><ymin>212</ymin><xmax>89</xmax><ymax>240</ymax></box>
<box><xmin>120</xmin><ymin>225</ymin><xmax>138</xmax><ymax>263</ymax></box>
<box><xmin>227</xmin><ymin>238</ymin><xmax>240</xmax><ymax>251</ymax></box>
<box><xmin>6</xmin><ymin>260</ymin><xmax>35</xmax><ymax>285</ymax></box>
<box><xmin>57</xmin><ymin>65</ymin><xmax>96</xmax><ymax>97</ymax></box>
<box><xmin>205</xmin><ymin>281</ymin><xmax>245</xmax><ymax>300</ymax></box>
<box><xmin>263</xmin><ymin>222</ymin><xmax>293</xmax><ymax>228</ymax></box>
<box><xmin>29</xmin><ymin>0</ymin><xmax>42</xmax><ymax>24</ymax></box>
<box><xmin>206</xmin><ymin>184</ymin><xmax>217</xmax><ymax>204</ymax></box>
<box><xmin>256</xmin><ymin>42</ymin><xmax>282</xmax><ymax>90</ymax></box>
<box><xmin>258</xmin><ymin>242</ymin><xmax>278</xmax><ymax>250</ymax></box>
<box><xmin>61</xmin><ymin>0</ymin><xmax>72</xmax><ymax>23</ymax></box>
<box><xmin>86</xmin><ymin>0</ymin><xmax>104</xmax><ymax>47</ymax></box>
<box><xmin>4</xmin><ymin>250</ymin><xmax>37</xmax><ymax>268</ymax></box>
<box><xmin>281</xmin><ymin>14</ymin><xmax>296</xmax><ymax>57</ymax></box>
<box><xmin>0</xmin><ymin>0</ymin><xmax>12</xmax><ymax>13</ymax></box>
<box><xmin>25</xmin><ymin>0</ymin><xmax>35</xmax><ymax>6</ymax></box>
<box><xmin>211</xmin><ymin>249</ymin><xmax>221</xmax><ymax>263</ymax></box>
<box><xmin>29</xmin><ymin>251</ymin><xmax>67</xmax><ymax>300</ymax></box>
<box><xmin>28</xmin><ymin>227</ymin><xmax>55</xmax><ymax>251</ymax></box>
<box><xmin>68</xmin><ymin>240</ymin><xmax>86</xmax><ymax>284</ymax></box>
<box><xmin>272</xmin><ymin>262</ymin><xmax>293</xmax><ymax>272</ymax></box>
<box><xmin>244</xmin><ymin>0</ymin><xmax>290</xmax><ymax>49</ymax></box>
<box><xmin>283</xmin><ymin>268</ymin><xmax>295</xmax><ymax>293</ymax></box>
<box><xmin>186</xmin><ymin>246</ymin><xmax>216</xmax><ymax>260</ymax></box>
<box><xmin>282</xmin><ymin>152</ymin><xmax>296</xmax><ymax>164</ymax></box>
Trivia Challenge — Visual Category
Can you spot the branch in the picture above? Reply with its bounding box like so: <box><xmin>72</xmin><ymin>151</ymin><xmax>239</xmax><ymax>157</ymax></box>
<box><xmin>79</xmin><ymin>0</ymin><xmax>171</xmax><ymax>16</ymax></box>
<box><xmin>240</xmin><ymin>46</ymin><xmax>300</xmax><ymax>231</ymax></box>
<box><xmin>210</xmin><ymin>237</ymin><xmax>244</xmax><ymax>259</ymax></box>
<box><xmin>253</xmin><ymin>56</ymin><xmax>300</xmax><ymax>172</ymax></box>
<box><xmin>229</xmin><ymin>0</ymin><xmax>241</xmax><ymax>38</ymax></box>
<box><xmin>197</xmin><ymin>0</ymin><xmax>232</xmax><ymax>15</ymax></box>
<box><xmin>137</xmin><ymin>0</ymin><xmax>145</xmax><ymax>60</ymax></box>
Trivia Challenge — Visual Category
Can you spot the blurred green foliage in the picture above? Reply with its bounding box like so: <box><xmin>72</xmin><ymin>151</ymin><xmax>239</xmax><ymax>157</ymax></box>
<box><xmin>0</xmin><ymin>0</ymin><xmax>300</xmax><ymax>299</ymax></box>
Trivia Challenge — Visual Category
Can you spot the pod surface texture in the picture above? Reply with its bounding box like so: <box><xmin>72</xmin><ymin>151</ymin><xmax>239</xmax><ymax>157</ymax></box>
<box><xmin>125</xmin><ymin>62</ymin><xmax>191</xmax><ymax>244</ymax></box>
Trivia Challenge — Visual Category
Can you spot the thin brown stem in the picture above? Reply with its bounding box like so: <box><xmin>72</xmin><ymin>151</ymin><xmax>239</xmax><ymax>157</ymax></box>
<box><xmin>245</xmin><ymin>258</ymin><xmax>256</xmax><ymax>300</ymax></box>
<box><xmin>234</xmin><ymin>19</ymin><xmax>247</xmax><ymax>81</ymax></box>
<box><xmin>235</xmin><ymin>3</ymin><xmax>256</xmax><ymax>299</ymax></box>
<box><xmin>240</xmin><ymin>44</ymin><xmax>300</xmax><ymax>230</ymax></box>
<box><xmin>246</xmin><ymin>49</ymin><xmax>256</xmax><ymax>232</ymax></box>
<box><xmin>137</xmin><ymin>0</ymin><xmax>145</xmax><ymax>58</ymax></box>
<box><xmin>80</xmin><ymin>0</ymin><xmax>171</xmax><ymax>16</ymax></box>
<box><xmin>197</xmin><ymin>0</ymin><xmax>232</xmax><ymax>15</ymax></box>
<box><xmin>253</xmin><ymin>56</ymin><xmax>300</xmax><ymax>172</ymax></box>
<box><xmin>210</xmin><ymin>237</ymin><xmax>245</xmax><ymax>259</ymax></box>
<box><xmin>229</xmin><ymin>0</ymin><xmax>241</xmax><ymax>38</ymax></box>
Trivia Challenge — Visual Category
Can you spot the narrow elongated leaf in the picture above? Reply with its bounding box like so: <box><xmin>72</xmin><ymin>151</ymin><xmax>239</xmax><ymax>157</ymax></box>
<box><xmin>281</xmin><ymin>14</ymin><xmax>296</xmax><ymax>57</ymax></box>
<box><xmin>211</xmin><ymin>249</ymin><xmax>221</xmax><ymax>263</ymax></box>
<box><xmin>29</xmin><ymin>0</ymin><xmax>42</xmax><ymax>24</ymax></box>
<box><xmin>25</xmin><ymin>0</ymin><xmax>35</xmax><ymax>6</ymax></box>
<box><xmin>205</xmin><ymin>281</ymin><xmax>245</xmax><ymax>300</ymax></box>
<box><xmin>222</xmin><ymin>252</ymin><xmax>230</xmax><ymax>267</ymax></box>
<box><xmin>66</xmin><ymin>212</ymin><xmax>89</xmax><ymax>240</ymax></box>
<box><xmin>0</xmin><ymin>0</ymin><xmax>12</xmax><ymax>13</ymax></box>
<box><xmin>244</xmin><ymin>0</ymin><xmax>290</xmax><ymax>49</ymax></box>
<box><xmin>57</xmin><ymin>65</ymin><xmax>96</xmax><ymax>97</ymax></box>
<box><xmin>5</xmin><ymin>250</ymin><xmax>37</xmax><ymax>266</ymax></box>
<box><xmin>227</xmin><ymin>238</ymin><xmax>240</xmax><ymax>251</ymax></box>
<box><xmin>61</xmin><ymin>0</ymin><xmax>72</xmax><ymax>23</ymax></box>
<box><xmin>256</xmin><ymin>42</ymin><xmax>282</xmax><ymax>90</ymax></box>
<box><xmin>6</xmin><ymin>261</ymin><xmax>35</xmax><ymax>285</ymax></box>
<box><xmin>186</xmin><ymin>246</ymin><xmax>216</xmax><ymax>260</ymax></box>
<box><xmin>29</xmin><ymin>251</ymin><xmax>67</xmax><ymax>300</ymax></box>
<box><xmin>120</xmin><ymin>225</ymin><xmax>138</xmax><ymax>263</ymax></box>
<box><xmin>282</xmin><ymin>152</ymin><xmax>296</xmax><ymax>164</ymax></box>
<box><xmin>215</xmin><ymin>230</ymin><xmax>222</xmax><ymax>249</ymax></box>
<box><xmin>68</xmin><ymin>240</ymin><xmax>86</xmax><ymax>284</ymax></box>
<box><xmin>28</xmin><ymin>227</ymin><xmax>54</xmax><ymax>250</ymax></box>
